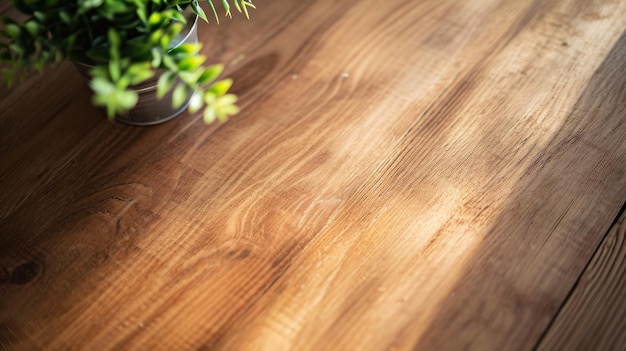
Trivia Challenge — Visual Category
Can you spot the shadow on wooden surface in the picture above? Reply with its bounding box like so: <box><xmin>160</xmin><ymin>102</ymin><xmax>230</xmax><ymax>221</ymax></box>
<box><xmin>537</xmin><ymin>205</ymin><xmax>626</xmax><ymax>350</ymax></box>
<box><xmin>413</xmin><ymin>29</ymin><xmax>626</xmax><ymax>350</ymax></box>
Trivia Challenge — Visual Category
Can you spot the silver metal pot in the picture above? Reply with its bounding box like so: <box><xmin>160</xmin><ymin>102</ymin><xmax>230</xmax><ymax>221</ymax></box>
<box><xmin>75</xmin><ymin>14</ymin><xmax>199</xmax><ymax>126</ymax></box>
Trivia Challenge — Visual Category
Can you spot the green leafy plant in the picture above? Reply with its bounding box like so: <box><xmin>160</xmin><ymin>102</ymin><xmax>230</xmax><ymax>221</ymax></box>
<box><xmin>0</xmin><ymin>0</ymin><xmax>255</xmax><ymax>123</ymax></box>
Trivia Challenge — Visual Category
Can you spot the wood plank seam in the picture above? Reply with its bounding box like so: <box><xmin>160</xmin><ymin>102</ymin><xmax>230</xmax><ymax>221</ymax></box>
<box><xmin>531</xmin><ymin>200</ymin><xmax>626</xmax><ymax>350</ymax></box>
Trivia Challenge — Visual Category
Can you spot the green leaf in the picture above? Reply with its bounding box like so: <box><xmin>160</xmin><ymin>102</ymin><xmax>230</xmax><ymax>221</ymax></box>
<box><xmin>126</xmin><ymin>62</ymin><xmax>151</xmax><ymax>76</ymax></box>
<box><xmin>203</xmin><ymin>91</ymin><xmax>217</xmax><ymax>105</ymax></box>
<box><xmin>148</xmin><ymin>13</ymin><xmax>163</xmax><ymax>27</ymax></box>
<box><xmin>203</xmin><ymin>105</ymin><xmax>216</xmax><ymax>124</ymax></box>
<box><xmin>198</xmin><ymin>64</ymin><xmax>223</xmax><ymax>84</ymax></box>
<box><xmin>209</xmin><ymin>0</ymin><xmax>221</xmax><ymax>22</ymax></box>
<box><xmin>178</xmin><ymin>55</ymin><xmax>206</xmax><ymax>71</ymax></box>
<box><xmin>24</xmin><ymin>21</ymin><xmax>41</xmax><ymax>37</ymax></box>
<box><xmin>169</xmin><ymin>43</ymin><xmax>202</xmax><ymax>56</ymax></box>
<box><xmin>33</xmin><ymin>11</ymin><xmax>46</xmax><ymax>22</ymax></box>
<box><xmin>136</xmin><ymin>7</ymin><xmax>147</xmax><ymax>24</ymax></box>
<box><xmin>191</xmin><ymin>1</ymin><xmax>208</xmax><ymax>22</ymax></box>
<box><xmin>215</xmin><ymin>93</ymin><xmax>239</xmax><ymax>121</ymax></box>
<box><xmin>208</xmin><ymin>78</ymin><xmax>233</xmax><ymax>95</ymax></box>
<box><xmin>116</xmin><ymin>75</ymin><xmax>131</xmax><ymax>89</ymax></box>
<box><xmin>5</xmin><ymin>24</ymin><xmax>21</xmax><ymax>39</ymax></box>
<box><xmin>151</xmin><ymin>48</ymin><xmax>162</xmax><ymax>68</ymax></box>
<box><xmin>127</xmin><ymin>63</ymin><xmax>155</xmax><ymax>84</ymax></box>
<box><xmin>91</xmin><ymin>76</ymin><xmax>138</xmax><ymax>119</ymax></box>
<box><xmin>109</xmin><ymin>59</ymin><xmax>121</xmax><ymax>81</ymax></box>
<box><xmin>188</xmin><ymin>90</ymin><xmax>204</xmax><ymax>113</ymax></box>
<box><xmin>108</xmin><ymin>29</ymin><xmax>121</xmax><ymax>48</ymax></box>
<box><xmin>108</xmin><ymin>29</ymin><xmax>121</xmax><ymax>60</ymax></box>
<box><xmin>9</xmin><ymin>44</ymin><xmax>25</xmax><ymax>56</ymax></box>
<box><xmin>172</xmin><ymin>83</ymin><xmax>188</xmax><ymax>108</ymax></box>
<box><xmin>162</xmin><ymin>55</ymin><xmax>178</xmax><ymax>71</ymax></box>
<box><xmin>90</xmin><ymin>65</ymin><xmax>109</xmax><ymax>79</ymax></box>
<box><xmin>165</xmin><ymin>22</ymin><xmax>184</xmax><ymax>41</ymax></box>
<box><xmin>168</xmin><ymin>11</ymin><xmax>186</xmax><ymax>24</ymax></box>
<box><xmin>116</xmin><ymin>89</ymin><xmax>138</xmax><ymax>109</ymax></box>
<box><xmin>241</xmin><ymin>1</ymin><xmax>250</xmax><ymax>19</ymax></box>
<box><xmin>130</xmin><ymin>71</ymin><xmax>155</xmax><ymax>85</ymax></box>
<box><xmin>217</xmin><ymin>93</ymin><xmax>237</xmax><ymax>107</ymax></box>
<box><xmin>149</xmin><ymin>29</ymin><xmax>164</xmax><ymax>45</ymax></box>
<box><xmin>81</xmin><ymin>0</ymin><xmax>104</xmax><ymax>11</ymax></box>
<box><xmin>106</xmin><ymin>102</ymin><xmax>116</xmax><ymax>119</ymax></box>
<box><xmin>91</xmin><ymin>77</ymin><xmax>115</xmax><ymax>95</ymax></box>
<box><xmin>179</xmin><ymin>70</ymin><xmax>203</xmax><ymax>86</ymax></box>
<box><xmin>225</xmin><ymin>0</ymin><xmax>234</xmax><ymax>17</ymax></box>
<box><xmin>156</xmin><ymin>71</ymin><xmax>176</xmax><ymax>99</ymax></box>
<box><xmin>218</xmin><ymin>104</ymin><xmax>240</xmax><ymax>117</ymax></box>
<box><xmin>59</xmin><ymin>11</ymin><xmax>72</xmax><ymax>24</ymax></box>
<box><xmin>160</xmin><ymin>34</ymin><xmax>172</xmax><ymax>50</ymax></box>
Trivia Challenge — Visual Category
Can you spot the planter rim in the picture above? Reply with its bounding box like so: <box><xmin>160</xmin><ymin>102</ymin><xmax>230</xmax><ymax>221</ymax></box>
<box><xmin>74</xmin><ymin>10</ymin><xmax>200</xmax><ymax>126</ymax></box>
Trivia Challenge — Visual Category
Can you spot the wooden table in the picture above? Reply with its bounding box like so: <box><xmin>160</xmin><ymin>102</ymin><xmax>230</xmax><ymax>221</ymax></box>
<box><xmin>1</xmin><ymin>0</ymin><xmax>625</xmax><ymax>350</ymax></box>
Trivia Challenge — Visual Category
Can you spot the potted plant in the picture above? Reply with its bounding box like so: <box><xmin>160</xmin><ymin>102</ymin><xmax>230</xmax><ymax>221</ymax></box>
<box><xmin>0</xmin><ymin>0</ymin><xmax>254</xmax><ymax>125</ymax></box>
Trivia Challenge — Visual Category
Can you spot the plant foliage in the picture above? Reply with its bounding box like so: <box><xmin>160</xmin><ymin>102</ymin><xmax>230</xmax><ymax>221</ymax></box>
<box><xmin>0</xmin><ymin>0</ymin><xmax>255</xmax><ymax>123</ymax></box>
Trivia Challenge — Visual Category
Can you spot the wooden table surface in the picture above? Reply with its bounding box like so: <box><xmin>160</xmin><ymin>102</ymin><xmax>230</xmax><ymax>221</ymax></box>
<box><xmin>1</xmin><ymin>0</ymin><xmax>625</xmax><ymax>350</ymax></box>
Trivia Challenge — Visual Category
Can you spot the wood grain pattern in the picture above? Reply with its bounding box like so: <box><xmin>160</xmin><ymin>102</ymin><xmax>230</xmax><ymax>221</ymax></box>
<box><xmin>0</xmin><ymin>0</ymin><xmax>625</xmax><ymax>350</ymax></box>
<box><xmin>537</xmin><ymin>205</ymin><xmax>626</xmax><ymax>351</ymax></box>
